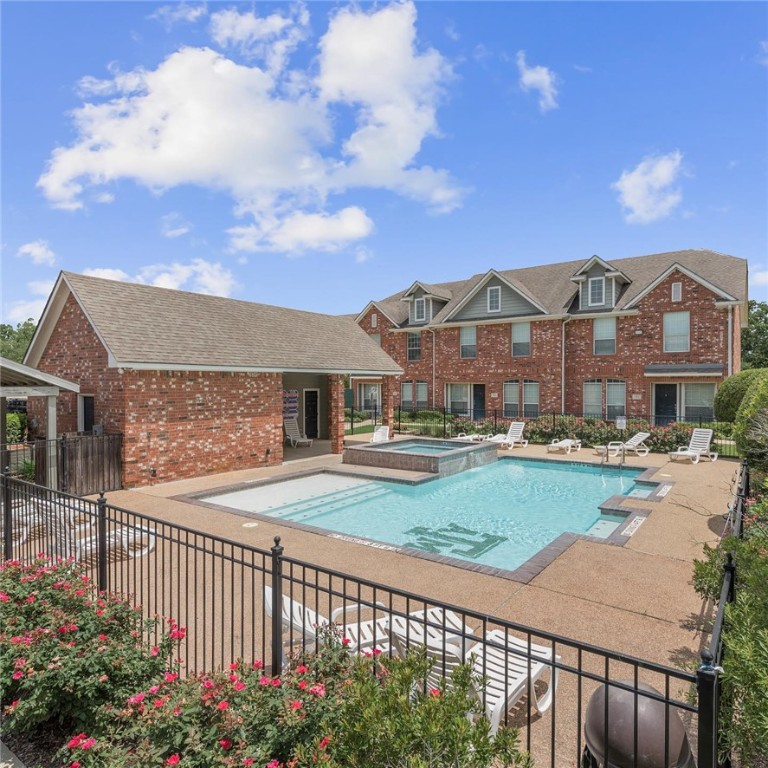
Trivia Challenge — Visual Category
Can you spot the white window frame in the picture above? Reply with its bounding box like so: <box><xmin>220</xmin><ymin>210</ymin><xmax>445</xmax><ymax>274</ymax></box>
<box><xmin>446</xmin><ymin>383</ymin><xmax>470</xmax><ymax>416</ymax></box>
<box><xmin>371</xmin><ymin>312</ymin><xmax>378</xmax><ymax>328</ymax></box>
<box><xmin>77</xmin><ymin>394</ymin><xmax>95</xmax><ymax>433</ymax></box>
<box><xmin>593</xmin><ymin>317</ymin><xmax>616</xmax><ymax>355</ymax></box>
<box><xmin>671</xmin><ymin>282</ymin><xmax>682</xmax><ymax>302</ymax></box>
<box><xmin>413</xmin><ymin>297</ymin><xmax>426</xmax><ymax>323</ymax></box>
<box><xmin>683</xmin><ymin>383</ymin><xmax>715</xmax><ymax>421</ymax></box>
<box><xmin>460</xmin><ymin>326</ymin><xmax>477</xmax><ymax>359</ymax></box>
<box><xmin>522</xmin><ymin>380</ymin><xmax>539</xmax><ymax>418</ymax></box>
<box><xmin>358</xmin><ymin>383</ymin><xmax>381</xmax><ymax>412</ymax></box>
<box><xmin>663</xmin><ymin>311</ymin><xmax>690</xmax><ymax>353</ymax></box>
<box><xmin>606</xmin><ymin>379</ymin><xmax>626</xmax><ymax>421</ymax></box>
<box><xmin>487</xmin><ymin>286</ymin><xmax>501</xmax><ymax>313</ymax></box>
<box><xmin>588</xmin><ymin>277</ymin><xmax>605</xmax><ymax>306</ymax></box>
<box><xmin>415</xmin><ymin>381</ymin><xmax>429</xmax><ymax>409</ymax></box>
<box><xmin>401</xmin><ymin>382</ymin><xmax>413</xmax><ymax>411</ymax></box>
<box><xmin>503</xmin><ymin>380</ymin><xmax>519</xmax><ymax>418</ymax></box>
<box><xmin>512</xmin><ymin>322</ymin><xmax>531</xmax><ymax>358</ymax></box>
<box><xmin>407</xmin><ymin>332</ymin><xmax>421</xmax><ymax>361</ymax></box>
<box><xmin>583</xmin><ymin>380</ymin><xmax>602</xmax><ymax>418</ymax></box>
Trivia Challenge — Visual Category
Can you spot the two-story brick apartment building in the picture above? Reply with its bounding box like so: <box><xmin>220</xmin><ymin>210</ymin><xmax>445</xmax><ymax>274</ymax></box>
<box><xmin>352</xmin><ymin>249</ymin><xmax>747</xmax><ymax>424</ymax></box>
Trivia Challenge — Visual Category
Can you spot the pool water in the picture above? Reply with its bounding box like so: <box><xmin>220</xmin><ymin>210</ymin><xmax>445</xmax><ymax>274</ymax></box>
<box><xmin>206</xmin><ymin>460</ymin><xmax>643</xmax><ymax>572</ymax></box>
<box><xmin>381</xmin><ymin>443</ymin><xmax>459</xmax><ymax>455</ymax></box>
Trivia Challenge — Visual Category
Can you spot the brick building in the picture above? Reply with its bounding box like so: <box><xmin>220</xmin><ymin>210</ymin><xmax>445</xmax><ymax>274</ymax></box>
<box><xmin>351</xmin><ymin>250</ymin><xmax>747</xmax><ymax>424</ymax></box>
<box><xmin>24</xmin><ymin>272</ymin><xmax>401</xmax><ymax>487</ymax></box>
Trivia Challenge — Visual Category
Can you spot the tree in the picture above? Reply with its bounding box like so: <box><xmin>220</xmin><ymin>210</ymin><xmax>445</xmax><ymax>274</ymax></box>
<box><xmin>0</xmin><ymin>319</ymin><xmax>37</xmax><ymax>363</ymax></box>
<box><xmin>742</xmin><ymin>299</ymin><xmax>768</xmax><ymax>369</ymax></box>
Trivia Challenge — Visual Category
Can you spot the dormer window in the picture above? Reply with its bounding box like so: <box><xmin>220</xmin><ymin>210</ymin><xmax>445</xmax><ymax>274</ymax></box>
<box><xmin>588</xmin><ymin>277</ymin><xmax>605</xmax><ymax>306</ymax></box>
<box><xmin>414</xmin><ymin>298</ymin><xmax>426</xmax><ymax>323</ymax></box>
<box><xmin>487</xmin><ymin>286</ymin><xmax>501</xmax><ymax>313</ymax></box>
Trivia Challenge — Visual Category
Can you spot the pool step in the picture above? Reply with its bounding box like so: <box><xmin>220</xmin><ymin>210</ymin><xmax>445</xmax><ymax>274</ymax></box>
<box><xmin>586</xmin><ymin>518</ymin><xmax>621</xmax><ymax>539</ymax></box>
<box><xmin>264</xmin><ymin>483</ymin><xmax>391</xmax><ymax>521</ymax></box>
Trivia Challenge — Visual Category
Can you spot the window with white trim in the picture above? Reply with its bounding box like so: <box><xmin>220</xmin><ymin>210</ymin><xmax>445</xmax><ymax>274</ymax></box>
<box><xmin>512</xmin><ymin>322</ymin><xmax>531</xmax><ymax>357</ymax></box>
<box><xmin>371</xmin><ymin>312</ymin><xmax>378</xmax><ymax>328</ymax></box>
<box><xmin>413</xmin><ymin>298</ymin><xmax>426</xmax><ymax>323</ymax></box>
<box><xmin>522</xmin><ymin>380</ymin><xmax>539</xmax><ymax>418</ymax></box>
<box><xmin>683</xmin><ymin>383</ymin><xmax>715</xmax><ymax>421</ymax></box>
<box><xmin>370</xmin><ymin>333</ymin><xmax>381</xmax><ymax>346</ymax></box>
<box><xmin>583</xmin><ymin>380</ymin><xmax>602</xmax><ymax>417</ymax></box>
<box><xmin>593</xmin><ymin>317</ymin><xmax>616</xmax><ymax>355</ymax></box>
<box><xmin>407</xmin><ymin>332</ymin><xmax>421</xmax><ymax>361</ymax></box>
<box><xmin>606</xmin><ymin>379</ymin><xmax>626</xmax><ymax>420</ymax></box>
<box><xmin>358</xmin><ymin>383</ymin><xmax>380</xmax><ymax>412</ymax></box>
<box><xmin>78</xmin><ymin>394</ymin><xmax>95</xmax><ymax>433</ymax></box>
<box><xmin>487</xmin><ymin>286</ymin><xmax>501</xmax><ymax>313</ymax></box>
<box><xmin>446</xmin><ymin>383</ymin><xmax>470</xmax><ymax>416</ymax></box>
<box><xmin>401</xmin><ymin>382</ymin><xmax>413</xmax><ymax>412</ymax></box>
<box><xmin>588</xmin><ymin>277</ymin><xmax>605</xmax><ymax>306</ymax></box>
<box><xmin>663</xmin><ymin>311</ymin><xmax>690</xmax><ymax>352</ymax></box>
<box><xmin>415</xmin><ymin>381</ymin><xmax>428</xmax><ymax>409</ymax></box>
<box><xmin>460</xmin><ymin>326</ymin><xmax>477</xmax><ymax>358</ymax></box>
<box><xmin>671</xmin><ymin>283</ymin><xmax>682</xmax><ymax>302</ymax></box>
<box><xmin>503</xmin><ymin>380</ymin><xmax>519</xmax><ymax>418</ymax></box>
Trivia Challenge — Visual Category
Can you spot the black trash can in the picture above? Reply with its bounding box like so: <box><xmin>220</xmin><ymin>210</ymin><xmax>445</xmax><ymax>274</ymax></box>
<box><xmin>582</xmin><ymin>680</ymin><xmax>695</xmax><ymax>768</ymax></box>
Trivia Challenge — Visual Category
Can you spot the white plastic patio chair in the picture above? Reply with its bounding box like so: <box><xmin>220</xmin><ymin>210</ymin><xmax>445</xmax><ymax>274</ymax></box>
<box><xmin>546</xmin><ymin>438</ymin><xmax>581</xmax><ymax>454</ymax></box>
<box><xmin>370</xmin><ymin>426</ymin><xmax>390</xmax><ymax>443</ymax></box>
<box><xmin>283</xmin><ymin>417</ymin><xmax>312</xmax><ymax>448</ymax></box>
<box><xmin>264</xmin><ymin>585</ymin><xmax>391</xmax><ymax>655</ymax></box>
<box><xmin>389</xmin><ymin>606</ymin><xmax>477</xmax><ymax>656</ymax></box>
<box><xmin>390</xmin><ymin>623</ymin><xmax>560</xmax><ymax>735</ymax></box>
<box><xmin>487</xmin><ymin>422</ymin><xmax>528</xmax><ymax>449</ymax></box>
<box><xmin>607</xmin><ymin>431</ymin><xmax>651</xmax><ymax>458</ymax></box>
<box><xmin>668</xmin><ymin>428</ymin><xmax>718</xmax><ymax>464</ymax></box>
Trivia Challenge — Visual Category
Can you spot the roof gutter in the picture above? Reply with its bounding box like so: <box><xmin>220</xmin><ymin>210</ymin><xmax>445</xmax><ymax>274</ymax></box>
<box><xmin>110</xmin><ymin>362</ymin><xmax>403</xmax><ymax>376</ymax></box>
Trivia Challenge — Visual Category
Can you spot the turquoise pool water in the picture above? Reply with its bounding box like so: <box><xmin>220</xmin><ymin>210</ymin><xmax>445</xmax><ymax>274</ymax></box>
<box><xmin>206</xmin><ymin>460</ymin><xmax>644</xmax><ymax>572</ymax></box>
<box><xmin>381</xmin><ymin>442</ymin><xmax>460</xmax><ymax>455</ymax></box>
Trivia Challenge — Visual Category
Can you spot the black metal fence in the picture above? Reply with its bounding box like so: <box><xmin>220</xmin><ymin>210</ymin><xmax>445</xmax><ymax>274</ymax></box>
<box><xmin>0</xmin><ymin>465</ymin><xmax>749</xmax><ymax>768</ymax></box>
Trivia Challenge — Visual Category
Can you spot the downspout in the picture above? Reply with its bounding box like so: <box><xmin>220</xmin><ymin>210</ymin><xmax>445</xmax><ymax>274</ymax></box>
<box><xmin>428</xmin><ymin>328</ymin><xmax>436</xmax><ymax>407</ymax></box>
<box><xmin>561</xmin><ymin>316</ymin><xmax>572</xmax><ymax>412</ymax></box>
<box><xmin>727</xmin><ymin>306</ymin><xmax>733</xmax><ymax>376</ymax></box>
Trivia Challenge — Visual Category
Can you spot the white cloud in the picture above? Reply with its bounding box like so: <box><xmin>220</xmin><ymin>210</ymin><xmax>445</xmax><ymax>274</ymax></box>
<box><xmin>612</xmin><ymin>150</ymin><xmax>684</xmax><ymax>224</ymax></box>
<box><xmin>757</xmin><ymin>40</ymin><xmax>768</xmax><ymax>66</ymax></box>
<box><xmin>27</xmin><ymin>279</ymin><xmax>56</xmax><ymax>297</ymax></box>
<box><xmin>444</xmin><ymin>21</ymin><xmax>459</xmax><ymax>42</ymax></box>
<box><xmin>150</xmin><ymin>3</ymin><xmax>207</xmax><ymax>30</ymax></box>
<box><xmin>751</xmin><ymin>265</ymin><xmax>768</xmax><ymax>286</ymax></box>
<box><xmin>209</xmin><ymin>6</ymin><xmax>309</xmax><ymax>74</ymax></box>
<box><xmin>37</xmin><ymin>2</ymin><xmax>461</xmax><ymax>254</ymax></box>
<box><xmin>85</xmin><ymin>259</ymin><xmax>236</xmax><ymax>296</ymax></box>
<box><xmin>228</xmin><ymin>206</ymin><xmax>373</xmax><ymax>253</ymax></box>
<box><xmin>573</xmin><ymin>64</ymin><xmax>592</xmax><ymax>74</ymax></box>
<box><xmin>5</xmin><ymin>280</ymin><xmax>56</xmax><ymax>323</ymax></box>
<box><xmin>16</xmin><ymin>240</ymin><xmax>55</xmax><ymax>266</ymax></box>
<box><xmin>516</xmin><ymin>51</ymin><xmax>559</xmax><ymax>112</ymax></box>
<box><xmin>161</xmin><ymin>212</ymin><xmax>192</xmax><ymax>238</ymax></box>
<box><xmin>354</xmin><ymin>246</ymin><xmax>373</xmax><ymax>264</ymax></box>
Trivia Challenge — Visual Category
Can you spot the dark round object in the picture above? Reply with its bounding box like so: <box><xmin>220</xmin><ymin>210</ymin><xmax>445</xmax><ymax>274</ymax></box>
<box><xmin>583</xmin><ymin>680</ymin><xmax>695</xmax><ymax>768</ymax></box>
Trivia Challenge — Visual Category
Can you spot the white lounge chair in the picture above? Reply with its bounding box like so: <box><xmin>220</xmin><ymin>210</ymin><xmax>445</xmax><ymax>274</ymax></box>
<box><xmin>487</xmin><ymin>422</ymin><xmax>528</xmax><ymax>449</ymax></box>
<box><xmin>264</xmin><ymin>585</ymin><xmax>391</xmax><ymax>655</ymax></box>
<box><xmin>370</xmin><ymin>426</ymin><xmax>390</xmax><ymax>443</ymax></box>
<box><xmin>390</xmin><ymin>623</ymin><xmax>560</xmax><ymax>735</ymax></box>
<box><xmin>606</xmin><ymin>431</ymin><xmax>651</xmax><ymax>458</ymax></box>
<box><xmin>668</xmin><ymin>428</ymin><xmax>718</xmax><ymax>464</ymax></box>
<box><xmin>547</xmin><ymin>438</ymin><xmax>581</xmax><ymax>454</ymax></box>
<box><xmin>452</xmin><ymin>433</ymin><xmax>492</xmax><ymax>442</ymax></box>
<box><xmin>284</xmin><ymin>417</ymin><xmax>312</xmax><ymax>448</ymax></box>
<box><xmin>390</xmin><ymin>607</ymin><xmax>477</xmax><ymax>656</ymax></box>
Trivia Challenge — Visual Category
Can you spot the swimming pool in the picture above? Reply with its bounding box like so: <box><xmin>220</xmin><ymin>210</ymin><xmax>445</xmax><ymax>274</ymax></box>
<box><xmin>204</xmin><ymin>459</ymin><xmax>648</xmax><ymax>572</ymax></box>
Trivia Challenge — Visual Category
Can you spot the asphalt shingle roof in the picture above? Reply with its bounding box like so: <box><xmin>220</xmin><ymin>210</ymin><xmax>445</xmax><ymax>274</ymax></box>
<box><xmin>62</xmin><ymin>272</ymin><xmax>402</xmax><ymax>374</ymax></box>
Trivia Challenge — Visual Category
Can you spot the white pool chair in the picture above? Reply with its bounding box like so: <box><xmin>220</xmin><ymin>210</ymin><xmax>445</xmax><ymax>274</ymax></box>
<box><xmin>390</xmin><ymin>623</ymin><xmax>560</xmax><ymax>735</ymax></box>
<box><xmin>370</xmin><ymin>426</ymin><xmax>390</xmax><ymax>443</ymax></box>
<box><xmin>264</xmin><ymin>585</ymin><xmax>391</xmax><ymax>655</ymax></box>
<box><xmin>547</xmin><ymin>438</ymin><xmax>581</xmax><ymax>454</ymax></box>
<box><xmin>668</xmin><ymin>428</ymin><xmax>718</xmax><ymax>464</ymax></box>
<box><xmin>607</xmin><ymin>431</ymin><xmax>651</xmax><ymax>458</ymax></box>
<box><xmin>452</xmin><ymin>433</ymin><xmax>492</xmax><ymax>442</ymax></box>
<box><xmin>488</xmin><ymin>422</ymin><xmax>528</xmax><ymax>449</ymax></box>
<box><xmin>283</xmin><ymin>417</ymin><xmax>312</xmax><ymax>448</ymax></box>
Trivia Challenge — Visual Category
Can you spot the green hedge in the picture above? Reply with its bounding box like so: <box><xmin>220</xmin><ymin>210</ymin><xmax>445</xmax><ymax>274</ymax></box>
<box><xmin>714</xmin><ymin>369</ymin><xmax>768</xmax><ymax>422</ymax></box>
<box><xmin>4</xmin><ymin>412</ymin><xmax>26</xmax><ymax>443</ymax></box>
<box><xmin>734</xmin><ymin>375</ymin><xmax>768</xmax><ymax>469</ymax></box>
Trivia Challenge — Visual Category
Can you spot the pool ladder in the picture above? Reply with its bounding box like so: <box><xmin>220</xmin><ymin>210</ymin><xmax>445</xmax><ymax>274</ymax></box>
<box><xmin>600</xmin><ymin>445</ymin><xmax>626</xmax><ymax>468</ymax></box>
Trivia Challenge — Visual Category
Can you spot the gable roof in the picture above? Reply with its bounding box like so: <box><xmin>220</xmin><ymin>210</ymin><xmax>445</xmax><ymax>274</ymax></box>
<box><xmin>26</xmin><ymin>273</ymin><xmax>402</xmax><ymax>376</ymax></box>
<box><xmin>366</xmin><ymin>249</ymin><xmax>748</xmax><ymax>327</ymax></box>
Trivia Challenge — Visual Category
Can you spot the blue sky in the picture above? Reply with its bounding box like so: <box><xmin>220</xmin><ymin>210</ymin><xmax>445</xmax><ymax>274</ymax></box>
<box><xmin>2</xmin><ymin>1</ymin><xmax>767</xmax><ymax>325</ymax></box>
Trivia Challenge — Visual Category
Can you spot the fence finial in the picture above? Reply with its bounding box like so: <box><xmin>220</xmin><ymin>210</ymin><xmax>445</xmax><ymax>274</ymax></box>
<box><xmin>699</xmin><ymin>648</ymin><xmax>714</xmax><ymax>671</ymax></box>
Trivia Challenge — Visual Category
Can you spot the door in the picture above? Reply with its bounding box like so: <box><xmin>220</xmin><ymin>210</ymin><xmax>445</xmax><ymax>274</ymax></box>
<box><xmin>654</xmin><ymin>384</ymin><xmax>677</xmax><ymax>426</ymax></box>
<box><xmin>304</xmin><ymin>389</ymin><xmax>319</xmax><ymax>439</ymax></box>
<box><xmin>472</xmin><ymin>384</ymin><xmax>485</xmax><ymax>421</ymax></box>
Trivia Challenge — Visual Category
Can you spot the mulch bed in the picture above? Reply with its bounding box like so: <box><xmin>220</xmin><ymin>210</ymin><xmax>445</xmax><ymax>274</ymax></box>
<box><xmin>3</xmin><ymin>727</ymin><xmax>67</xmax><ymax>768</ymax></box>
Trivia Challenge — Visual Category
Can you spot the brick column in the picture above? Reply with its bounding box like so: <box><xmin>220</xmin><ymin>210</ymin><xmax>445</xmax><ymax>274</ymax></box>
<box><xmin>327</xmin><ymin>375</ymin><xmax>345</xmax><ymax>454</ymax></box>
<box><xmin>380</xmin><ymin>376</ymin><xmax>395</xmax><ymax>428</ymax></box>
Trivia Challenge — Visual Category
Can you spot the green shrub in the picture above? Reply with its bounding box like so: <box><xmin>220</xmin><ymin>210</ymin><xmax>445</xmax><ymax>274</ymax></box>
<box><xmin>714</xmin><ymin>369</ymin><xmax>768</xmax><ymax>422</ymax></box>
<box><xmin>733</xmin><ymin>375</ymin><xmax>768</xmax><ymax>468</ymax></box>
<box><xmin>4</xmin><ymin>412</ymin><xmax>26</xmax><ymax>444</ymax></box>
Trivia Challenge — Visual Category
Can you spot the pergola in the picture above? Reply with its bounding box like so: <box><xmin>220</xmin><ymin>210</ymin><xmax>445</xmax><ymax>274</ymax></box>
<box><xmin>0</xmin><ymin>356</ymin><xmax>79</xmax><ymax>487</ymax></box>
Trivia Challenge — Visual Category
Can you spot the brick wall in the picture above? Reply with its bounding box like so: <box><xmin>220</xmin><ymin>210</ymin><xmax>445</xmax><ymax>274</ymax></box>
<box><xmin>327</xmin><ymin>374</ymin><xmax>345</xmax><ymax>454</ymax></box>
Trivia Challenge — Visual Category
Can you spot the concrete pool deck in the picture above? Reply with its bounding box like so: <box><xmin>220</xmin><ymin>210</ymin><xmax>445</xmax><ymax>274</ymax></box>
<box><xmin>102</xmin><ymin>436</ymin><xmax>736</xmax><ymax>671</ymax></box>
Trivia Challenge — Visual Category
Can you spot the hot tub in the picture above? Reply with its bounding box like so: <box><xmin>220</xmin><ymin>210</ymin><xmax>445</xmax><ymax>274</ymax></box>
<box><xmin>342</xmin><ymin>438</ymin><xmax>497</xmax><ymax>476</ymax></box>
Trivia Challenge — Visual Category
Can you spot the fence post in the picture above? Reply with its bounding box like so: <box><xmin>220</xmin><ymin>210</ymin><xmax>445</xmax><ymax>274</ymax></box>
<box><xmin>3</xmin><ymin>469</ymin><xmax>12</xmax><ymax>562</ymax></box>
<box><xmin>271</xmin><ymin>535</ymin><xmax>284</xmax><ymax>676</ymax></box>
<box><xmin>696</xmin><ymin>649</ymin><xmax>719</xmax><ymax>768</ymax></box>
<box><xmin>97</xmin><ymin>492</ymin><xmax>108</xmax><ymax>592</ymax></box>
